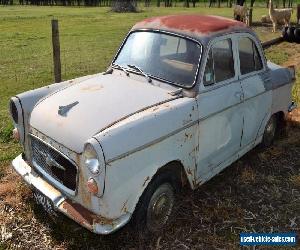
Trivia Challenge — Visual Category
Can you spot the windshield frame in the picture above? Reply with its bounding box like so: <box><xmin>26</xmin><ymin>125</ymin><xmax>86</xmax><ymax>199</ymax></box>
<box><xmin>111</xmin><ymin>29</ymin><xmax>203</xmax><ymax>89</ymax></box>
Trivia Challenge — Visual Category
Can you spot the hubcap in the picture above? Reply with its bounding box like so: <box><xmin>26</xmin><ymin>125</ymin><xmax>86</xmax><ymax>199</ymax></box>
<box><xmin>264</xmin><ymin>117</ymin><xmax>276</xmax><ymax>146</ymax></box>
<box><xmin>146</xmin><ymin>183</ymin><xmax>174</xmax><ymax>232</ymax></box>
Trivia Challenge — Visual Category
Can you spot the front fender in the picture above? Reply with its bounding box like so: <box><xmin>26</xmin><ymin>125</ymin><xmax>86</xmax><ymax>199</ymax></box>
<box><xmin>94</xmin><ymin>97</ymin><xmax>199</xmax><ymax>219</ymax></box>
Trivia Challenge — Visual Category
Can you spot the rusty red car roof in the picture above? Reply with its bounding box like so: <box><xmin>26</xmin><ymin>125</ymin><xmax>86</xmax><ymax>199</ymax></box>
<box><xmin>131</xmin><ymin>15</ymin><xmax>248</xmax><ymax>41</ymax></box>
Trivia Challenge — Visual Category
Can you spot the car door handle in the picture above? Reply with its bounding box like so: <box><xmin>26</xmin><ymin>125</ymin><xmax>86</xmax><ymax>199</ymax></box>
<box><xmin>235</xmin><ymin>91</ymin><xmax>244</xmax><ymax>101</ymax></box>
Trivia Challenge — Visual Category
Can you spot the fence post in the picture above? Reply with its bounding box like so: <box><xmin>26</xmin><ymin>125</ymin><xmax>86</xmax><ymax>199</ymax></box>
<box><xmin>51</xmin><ymin>19</ymin><xmax>62</xmax><ymax>83</ymax></box>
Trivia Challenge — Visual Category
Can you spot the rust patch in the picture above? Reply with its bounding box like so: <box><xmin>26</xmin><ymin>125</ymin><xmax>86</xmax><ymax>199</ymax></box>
<box><xmin>142</xmin><ymin>176</ymin><xmax>150</xmax><ymax>187</ymax></box>
<box><xmin>60</xmin><ymin>199</ymin><xmax>114</xmax><ymax>229</ymax></box>
<box><xmin>120</xmin><ymin>198</ymin><xmax>129</xmax><ymax>213</ymax></box>
<box><xmin>61</xmin><ymin>200</ymin><xmax>94</xmax><ymax>229</ymax></box>
<box><xmin>81</xmin><ymin>85</ymin><xmax>103</xmax><ymax>92</ymax></box>
<box><xmin>184</xmin><ymin>133</ymin><xmax>193</xmax><ymax>143</ymax></box>
<box><xmin>133</xmin><ymin>15</ymin><xmax>246</xmax><ymax>35</ymax></box>
<box><xmin>93</xmin><ymin>215</ymin><xmax>114</xmax><ymax>226</ymax></box>
<box><xmin>76</xmin><ymin>154</ymin><xmax>92</xmax><ymax>206</ymax></box>
<box><xmin>186</xmin><ymin>168</ymin><xmax>193</xmax><ymax>176</ymax></box>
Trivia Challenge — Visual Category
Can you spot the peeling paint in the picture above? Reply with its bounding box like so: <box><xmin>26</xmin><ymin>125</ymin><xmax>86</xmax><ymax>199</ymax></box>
<box><xmin>120</xmin><ymin>198</ymin><xmax>129</xmax><ymax>213</ymax></box>
<box><xmin>142</xmin><ymin>176</ymin><xmax>150</xmax><ymax>187</ymax></box>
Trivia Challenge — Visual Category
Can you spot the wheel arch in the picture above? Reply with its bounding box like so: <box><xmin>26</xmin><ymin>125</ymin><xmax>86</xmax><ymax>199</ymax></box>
<box><xmin>256</xmin><ymin>110</ymin><xmax>285</xmax><ymax>143</ymax></box>
<box><xmin>151</xmin><ymin>160</ymin><xmax>191</xmax><ymax>191</ymax></box>
<box><xmin>130</xmin><ymin>160</ymin><xmax>191</xmax><ymax>216</ymax></box>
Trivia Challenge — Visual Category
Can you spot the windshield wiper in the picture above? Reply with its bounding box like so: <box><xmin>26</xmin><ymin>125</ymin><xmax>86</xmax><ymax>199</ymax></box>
<box><xmin>127</xmin><ymin>64</ymin><xmax>152</xmax><ymax>83</ymax></box>
<box><xmin>112</xmin><ymin>64</ymin><xmax>129</xmax><ymax>76</ymax></box>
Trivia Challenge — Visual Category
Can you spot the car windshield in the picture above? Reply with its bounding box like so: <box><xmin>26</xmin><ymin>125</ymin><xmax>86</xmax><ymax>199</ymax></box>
<box><xmin>114</xmin><ymin>31</ymin><xmax>201</xmax><ymax>87</ymax></box>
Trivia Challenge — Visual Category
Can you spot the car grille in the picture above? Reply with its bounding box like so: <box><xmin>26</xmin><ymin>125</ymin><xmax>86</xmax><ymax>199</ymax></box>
<box><xmin>31</xmin><ymin>135</ymin><xmax>77</xmax><ymax>191</ymax></box>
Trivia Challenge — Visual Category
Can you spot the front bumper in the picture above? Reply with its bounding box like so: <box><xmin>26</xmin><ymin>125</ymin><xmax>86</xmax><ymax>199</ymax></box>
<box><xmin>12</xmin><ymin>154</ymin><xmax>131</xmax><ymax>235</ymax></box>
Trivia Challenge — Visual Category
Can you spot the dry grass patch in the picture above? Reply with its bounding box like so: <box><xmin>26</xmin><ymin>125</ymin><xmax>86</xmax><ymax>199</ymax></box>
<box><xmin>239</xmin><ymin>165</ymin><xmax>256</xmax><ymax>184</ymax></box>
<box><xmin>290</xmin><ymin>175</ymin><xmax>300</xmax><ymax>188</ymax></box>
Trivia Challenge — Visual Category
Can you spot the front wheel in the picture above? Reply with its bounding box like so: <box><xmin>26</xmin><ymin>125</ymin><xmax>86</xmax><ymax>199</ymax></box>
<box><xmin>132</xmin><ymin>171</ymin><xmax>178</xmax><ymax>233</ymax></box>
<box><xmin>262</xmin><ymin>115</ymin><xmax>277</xmax><ymax>147</ymax></box>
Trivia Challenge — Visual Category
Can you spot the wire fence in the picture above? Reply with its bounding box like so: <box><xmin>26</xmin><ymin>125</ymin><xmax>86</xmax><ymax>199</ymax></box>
<box><xmin>0</xmin><ymin>0</ymin><xmax>298</xmax><ymax>7</ymax></box>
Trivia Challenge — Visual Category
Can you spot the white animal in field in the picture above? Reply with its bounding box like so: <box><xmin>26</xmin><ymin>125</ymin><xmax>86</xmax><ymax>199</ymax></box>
<box><xmin>233</xmin><ymin>4</ymin><xmax>249</xmax><ymax>25</ymax></box>
<box><xmin>261</xmin><ymin>14</ymin><xmax>285</xmax><ymax>25</ymax></box>
<box><xmin>269</xmin><ymin>0</ymin><xmax>293</xmax><ymax>32</ymax></box>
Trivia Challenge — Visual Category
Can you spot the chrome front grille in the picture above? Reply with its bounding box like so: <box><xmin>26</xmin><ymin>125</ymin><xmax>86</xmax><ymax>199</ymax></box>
<box><xmin>30</xmin><ymin>135</ymin><xmax>77</xmax><ymax>191</ymax></box>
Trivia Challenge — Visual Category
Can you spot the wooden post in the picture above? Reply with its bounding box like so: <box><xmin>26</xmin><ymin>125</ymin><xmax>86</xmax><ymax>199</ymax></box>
<box><xmin>248</xmin><ymin>0</ymin><xmax>255</xmax><ymax>26</ymax></box>
<box><xmin>297</xmin><ymin>4</ymin><xmax>300</xmax><ymax>24</ymax></box>
<box><xmin>51</xmin><ymin>19</ymin><xmax>62</xmax><ymax>83</ymax></box>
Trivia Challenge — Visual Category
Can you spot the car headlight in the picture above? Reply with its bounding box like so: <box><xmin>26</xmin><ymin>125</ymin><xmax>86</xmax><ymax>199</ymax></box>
<box><xmin>83</xmin><ymin>143</ymin><xmax>101</xmax><ymax>175</ymax></box>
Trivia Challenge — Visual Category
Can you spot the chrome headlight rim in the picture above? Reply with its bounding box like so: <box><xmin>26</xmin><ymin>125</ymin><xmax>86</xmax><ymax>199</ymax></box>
<box><xmin>9</xmin><ymin>99</ymin><xmax>18</xmax><ymax>124</ymax></box>
<box><xmin>83</xmin><ymin>143</ymin><xmax>102</xmax><ymax>176</ymax></box>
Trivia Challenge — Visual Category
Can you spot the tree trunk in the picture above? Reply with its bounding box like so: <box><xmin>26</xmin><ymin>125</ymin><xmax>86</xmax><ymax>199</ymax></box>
<box><xmin>111</xmin><ymin>0</ymin><xmax>137</xmax><ymax>12</ymax></box>
<box><xmin>248</xmin><ymin>0</ymin><xmax>255</xmax><ymax>26</ymax></box>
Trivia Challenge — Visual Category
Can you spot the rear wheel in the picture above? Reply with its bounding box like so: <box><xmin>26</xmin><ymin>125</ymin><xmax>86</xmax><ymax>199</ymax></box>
<box><xmin>262</xmin><ymin>115</ymin><xmax>277</xmax><ymax>147</ymax></box>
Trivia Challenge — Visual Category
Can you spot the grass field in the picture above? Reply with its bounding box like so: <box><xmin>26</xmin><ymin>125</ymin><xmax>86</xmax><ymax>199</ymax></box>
<box><xmin>0</xmin><ymin>5</ymin><xmax>299</xmax><ymax>249</ymax></box>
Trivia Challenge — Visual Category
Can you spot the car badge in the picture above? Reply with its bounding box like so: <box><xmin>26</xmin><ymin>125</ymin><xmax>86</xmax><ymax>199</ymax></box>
<box><xmin>58</xmin><ymin>101</ymin><xmax>79</xmax><ymax>116</ymax></box>
<box><xmin>45</xmin><ymin>154</ymin><xmax>66</xmax><ymax>171</ymax></box>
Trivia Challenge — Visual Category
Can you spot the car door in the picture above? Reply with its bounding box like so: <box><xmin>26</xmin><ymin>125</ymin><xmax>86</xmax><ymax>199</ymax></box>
<box><xmin>196</xmin><ymin>36</ymin><xmax>244</xmax><ymax>182</ymax></box>
<box><xmin>237</xmin><ymin>34</ymin><xmax>272</xmax><ymax>148</ymax></box>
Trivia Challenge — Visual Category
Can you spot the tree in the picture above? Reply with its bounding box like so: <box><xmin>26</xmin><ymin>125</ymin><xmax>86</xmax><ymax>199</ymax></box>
<box><xmin>111</xmin><ymin>0</ymin><xmax>137</xmax><ymax>12</ymax></box>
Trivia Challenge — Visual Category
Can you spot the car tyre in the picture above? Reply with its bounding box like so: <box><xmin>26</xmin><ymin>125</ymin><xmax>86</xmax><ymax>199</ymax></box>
<box><xmin>294</xmin><ymin>28</ymin><xmax>300</xmax><ymax>43</ymax></box>
<box><xmin>262</xmin><ymin>115</ymin><xmax>277</xmax><ymax>147</ymax></box>
<box><xmin>282</xmin><ymin>26</ymin><xmax>289</xmax><ymax>41</ymax></box>
<box><xmin>287</xmin><ymin>26</ymin><xmax>296</xmax><ymax>42</ymax></box>
<box><xmin>132</xmin><ymin>171</ymin><xmax>179</xmax><ymax>234</ymax></box>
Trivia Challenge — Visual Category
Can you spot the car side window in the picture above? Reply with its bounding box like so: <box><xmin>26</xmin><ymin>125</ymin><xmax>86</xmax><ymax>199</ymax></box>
<box><xmin>203</xmin><ymin>39</ymin><xmax>235</xmax><ymax>86</ymax></box>
<box><xmin>239</xmin><ymin>37</ymin><xmax>263</xmax><ymax>75</ymax></box>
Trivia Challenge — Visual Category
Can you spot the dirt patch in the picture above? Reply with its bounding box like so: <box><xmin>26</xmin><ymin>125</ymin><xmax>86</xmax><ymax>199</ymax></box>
<box><xmin>283</xmin><ymin>55</ymin><xmax>300</xmax><ymax>68</ymax></box>
<box><xmin>287</xmin><ymin>108</ymin><xmax>300</xmax><ymax>126</ymax></box>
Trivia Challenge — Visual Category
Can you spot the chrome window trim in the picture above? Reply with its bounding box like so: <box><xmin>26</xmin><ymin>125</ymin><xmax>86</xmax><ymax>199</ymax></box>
<box><xmin>29</xmin><ymin>133</ymin><xmax>78</xmax><ymax>196</ymax></box>
<box><xmin>111</xmin><ymin>29</ymin><xmax>203</xmax><ymax>89</ymax></box>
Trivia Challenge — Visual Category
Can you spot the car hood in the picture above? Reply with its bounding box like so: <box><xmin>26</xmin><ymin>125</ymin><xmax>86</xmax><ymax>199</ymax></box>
<box><xmin>30</xmin><ymin>74</ymin><xmax>178</xmax><ymax>153</ymax></box>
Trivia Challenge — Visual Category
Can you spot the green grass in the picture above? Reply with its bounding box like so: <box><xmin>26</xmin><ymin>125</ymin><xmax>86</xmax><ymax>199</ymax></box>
<box><xmin>0</xmin><ymin>5</ymin><xmax>299</xmax><ymax>172</ymax></box>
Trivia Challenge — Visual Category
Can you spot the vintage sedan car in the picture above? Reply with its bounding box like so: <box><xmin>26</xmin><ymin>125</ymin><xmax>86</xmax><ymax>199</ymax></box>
<box><xmin>10</xmin><ymin>15</ymin><xmax>296</xmax><ymax>234</ymax></box>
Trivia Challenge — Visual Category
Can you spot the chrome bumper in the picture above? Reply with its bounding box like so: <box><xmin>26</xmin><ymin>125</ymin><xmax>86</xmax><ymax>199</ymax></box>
<box><xmin>12</xmin><ymin>154</ymin><xmax>131</xmax><ymax>235</ymax></box>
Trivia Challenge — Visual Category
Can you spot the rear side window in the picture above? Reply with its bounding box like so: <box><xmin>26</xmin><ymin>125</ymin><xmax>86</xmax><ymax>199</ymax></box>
<box><xmin>203</xmin><ymin>39</ymin><xmax>235</xmax><ymax>86</ymax></box>
<box><xmin>239</xmin><ymin>37</ymin><xmax>263</xmax><ymax>75</ymax></box>
<box><xmin>160</xmin><ymin>35</ymin><xmax>187</xmax><ymax>56</ymax></box>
